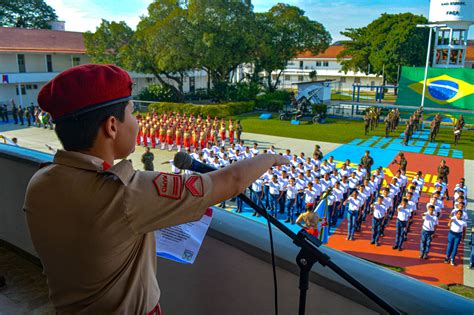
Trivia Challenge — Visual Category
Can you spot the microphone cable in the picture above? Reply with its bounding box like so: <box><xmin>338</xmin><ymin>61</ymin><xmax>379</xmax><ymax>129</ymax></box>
<box><xmin>248</xmin><ymin>187</ymin><xmax>279</xmax><ymax>315</ymax></box>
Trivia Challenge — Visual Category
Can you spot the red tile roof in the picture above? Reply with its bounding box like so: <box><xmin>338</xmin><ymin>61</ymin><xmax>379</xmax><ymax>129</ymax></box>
<box><xmin>0</xmin><ymin>27</ymin><xmax>85</xmax><ymax>54</ymax></box>
<box><xmin>466</xmin><ymin>46</ymin><xmax>473</xmax><ymax>61</ymax></box>
<box><xmin>296</xmin><ymin>45</ymin><xmax>346</xmax><ymax>59</ymax></box>
<box><xmin>298</xmin><ymin>44</ymin><xmax>474</xmax><ymax>61</ymax></box>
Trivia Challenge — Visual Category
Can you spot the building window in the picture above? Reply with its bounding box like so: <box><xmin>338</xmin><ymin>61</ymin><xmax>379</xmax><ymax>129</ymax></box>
<box><xmin>46</xmin><ymin>55</ymin><xmax>53</xmax><ymax>72</ymax></box>
<box><xmin>299</xmin><ymin>61</ymin><xmax>304</xmax><ymax>69</ymax></box>
<box><xmin>72</xmin><ymin>57</ymin><xmax>81</xmax><ymax>67</ymax></box>
<box><xmin>340</xmin><ymin>77</ymin><xmax>346</xmax><ymax>83</ymax></box>
<box><xmin>17</xmin><ymin>54</ymin><xmax>26</xmax><ymax>73</ymax></box>
<box><xmin>298</xmin><ymin>75</ymin><xmax>304</xmax><ymax>82</ymax></box>
<box><xmin>323</xmin><ymin>61</ymin><xmax>329</xmax><ymax>67</ymax></box>
<box><xmin>370</xmin><ymin>81</ymin><xmax>375</xmax><ymax>91</ymax></box>
<box><xmin>284</xmin><ymin>75</ymin><xmax>290</xmax><ymax>81</ymax></box>
<box><xmin>316</xmin><ymin>61</ymin><xmax>321</xmax><ymax>67</ymax></box>
<box><xmin>354</xmin><ymin>77</ymin><xmax>361</xmax><ymax>84</ymax></box>
<box><xmin>16</xmin><ymin>85</ymin><xmax>26</xmax><ymax>95</ymax></box>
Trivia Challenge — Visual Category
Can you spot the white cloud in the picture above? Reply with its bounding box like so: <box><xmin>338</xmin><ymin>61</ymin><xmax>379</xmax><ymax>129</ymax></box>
<box><xmin>44</xmin><ymin>0</ymin><xmax>150</xmax><ymax>32</ymax></box>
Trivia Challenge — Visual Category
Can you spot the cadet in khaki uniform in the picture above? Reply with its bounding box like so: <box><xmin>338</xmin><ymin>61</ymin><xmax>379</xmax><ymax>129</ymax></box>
<box><xmin>24</xmin><ymin>64</ymin><xmax>289</xmax><ymax>314</ymax></box>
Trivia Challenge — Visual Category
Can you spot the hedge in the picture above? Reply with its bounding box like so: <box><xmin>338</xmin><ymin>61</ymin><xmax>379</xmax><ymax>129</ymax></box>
<box><xmin>147</xmin><ymin>101</ymin><xmax>255</xmax><ymax>117</ymax></box>
<box><xmin>255</xmin><ymin>90</ymin><xmax>292</xmax><ymax>112</ymax></box>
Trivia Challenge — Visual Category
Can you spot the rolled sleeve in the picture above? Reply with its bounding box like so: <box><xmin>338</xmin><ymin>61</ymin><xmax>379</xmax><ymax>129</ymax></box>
<box><xmin>123</xmin><ymin>171</ymin><xmax>214</xmax><ymax>234</ymax></box>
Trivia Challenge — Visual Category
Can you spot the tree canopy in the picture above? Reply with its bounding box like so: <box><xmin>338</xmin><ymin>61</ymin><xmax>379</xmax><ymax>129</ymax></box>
<box><xmin>0</xmin><ymin>0</ymin><xmax>58</xmax><ymax>29</ymax></box>
<box><xmin>254</xmin><ymin>4</ymin><xmax>331</xmax><ymax>90</ymax></box>
<box><xmin>337</xmin><ymin>13</ymin><xmax>429</xmax><ymax>84</ymax></box>
<box><xmin>83</xmin><ymin>0</ymin><xmax>331</xmax><ymax>96</ymax></box>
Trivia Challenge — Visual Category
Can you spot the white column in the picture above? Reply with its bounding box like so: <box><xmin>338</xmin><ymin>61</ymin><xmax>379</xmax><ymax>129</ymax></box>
<box><xmin>17</xmin><ymin>84</ymin><xmax>24</xmax><ymax>107</ymax></box>
<box><xmin>421</xmin><ymin>27</ymin><xmax>433</xmax><ymax>108</ymax></box>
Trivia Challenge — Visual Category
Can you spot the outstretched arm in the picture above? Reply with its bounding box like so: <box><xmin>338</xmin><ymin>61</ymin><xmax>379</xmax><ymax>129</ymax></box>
<box><xmin>208</xmin><ymin>154</ymin><xmax>288</xmax><ymax>206</ymax></box>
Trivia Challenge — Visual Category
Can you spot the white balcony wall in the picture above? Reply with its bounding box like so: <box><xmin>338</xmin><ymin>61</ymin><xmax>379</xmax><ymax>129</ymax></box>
<box><xmin>0</xmin><ymin>53</ymin><xmax>19</xmax><ymax>73</ymax></box>
<box><xmin>52</xmin><ymin>54</ymin><xmax>73</xmax><ymax>72</ymax></box>
<box><xmin>25</xmin><ymin>54</ymin><xmax>45</xmax><ymax>73</ymax></box>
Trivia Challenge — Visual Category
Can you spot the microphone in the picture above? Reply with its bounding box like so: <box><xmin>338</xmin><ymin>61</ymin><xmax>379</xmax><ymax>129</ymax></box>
<box><xmin>174</xmin><ymin>152</ymin><xmax>217</xmax><ymax>174</ymax></box>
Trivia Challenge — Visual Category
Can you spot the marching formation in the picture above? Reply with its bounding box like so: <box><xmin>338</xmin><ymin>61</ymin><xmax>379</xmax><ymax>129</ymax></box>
<box><xmin>135</xmin><ymin>111</ymin><xmax>243</xmax><ymax>151</ymax></box>
<box><xmin>174</xmin><ymin>141</ymin><xmax>468</xmax><ymax>266</ymax></box>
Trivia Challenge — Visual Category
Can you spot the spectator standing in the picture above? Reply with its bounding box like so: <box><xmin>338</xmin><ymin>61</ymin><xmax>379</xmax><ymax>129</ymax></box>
<box><xmin>24</xmin><ymin>107</ymin><xmax>31</xmax><ymax>126</ymax></box>
<box><xmin>18</xmin><ymin>106</ymin><xmax>24</xmax><ymax>125</ymax></box>
<box><xmin>2</xmin><ymin>104</ymin><xmax>8</xmax><ymax>122</ymax></box>
<box><xmin>11</xmin><ymin>103</ymin><xmax>18</xmax><ymax>124</ymax></box>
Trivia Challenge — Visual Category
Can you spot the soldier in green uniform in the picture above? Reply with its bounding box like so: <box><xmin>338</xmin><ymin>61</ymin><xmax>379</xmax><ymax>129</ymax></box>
<box><xmin>141</xmin><ymin>147</ymin><xmax>155</xmax><ymax>171</ymax></box>
<box><xmin>235</xmin><ymin>120</ymin><xmax>243</xmax><ymax>142</ymax></box>
<box><xmin>392</xmin><ymin>152</ymin><xmax>407</xmax><ymax>172</ymax></box>
<box><xmin>360</xmin><ymin>150</ymin><xmax>374</xmax><ymax>179</ymax></box>
<box><xmin>437</xmin><ymin>159</ymin><xmax>450</xmax><ymax>199</ymax></box>
<box><xmin>384</xmin><ymin>113</ymin><xmax>391</xmax><ymax>138</ymax></box>
<box><xmin>364</xmin><ymin>112</ymin><xmax>370</xmax><ymax>136</ymax></box>
<box><xmin>313</xmin><ymin>144</ymin><xmax>323</xmax><ymax>160</ymax></box>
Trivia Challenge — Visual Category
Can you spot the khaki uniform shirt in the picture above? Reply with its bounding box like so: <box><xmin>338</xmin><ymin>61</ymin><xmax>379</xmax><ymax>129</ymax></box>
<box><xmin>24</xmin><ymin>150</ymin><xmax>213</xmax><ymax>314</ymax></box>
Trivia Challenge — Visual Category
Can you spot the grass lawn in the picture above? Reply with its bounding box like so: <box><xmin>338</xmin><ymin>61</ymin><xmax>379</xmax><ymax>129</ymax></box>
<box><xmin>439</xmin><ymin>284</ymin><xmax>474</xmax><ymax>299</ymax></box>
<box><xmin>233</xmin><ymin>113</ymin><xmax>474</xmax><ymax>160</ymax></box>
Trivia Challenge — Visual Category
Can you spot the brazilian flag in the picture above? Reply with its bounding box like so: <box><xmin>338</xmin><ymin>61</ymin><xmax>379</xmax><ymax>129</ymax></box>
<box><xmin>396</xmin><ymin>67</ymin><xmax>474</xmax><ymax>111</ymax></box>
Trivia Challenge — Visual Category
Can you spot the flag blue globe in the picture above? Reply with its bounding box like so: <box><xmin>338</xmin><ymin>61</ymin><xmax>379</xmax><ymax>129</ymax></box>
<box><xmin>428</xmin><ymin>80</ymin><xmax>459</xmax><ymax>101</ymax></box>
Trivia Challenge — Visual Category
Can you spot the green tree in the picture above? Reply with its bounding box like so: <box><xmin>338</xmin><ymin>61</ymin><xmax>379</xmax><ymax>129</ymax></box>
<box><xmin>0</xmin><ymin>0</ymin><xmax>58</xmax><ymax>29</ymax></box>
<box><xmin>126</xmin><ymin>0</ymin><xmax>195</xmax><ymax>100</ymax></box>
<box><xmin>338</xmin><ymin>13</ymin><xmax>429</xmax><ymax>84</ymax></box>
<box><xmin>254</xmin><ymin>4</ymin><xmax>331</xmax><ymax>91</ymax></box>
<box><xmin>188</xmin><ymin>0</ymin><xmax>257</xmax><ymax>88</ymax></box>
<box><xmin>83</xmin><ymin>19</ymin><xmax>134</xmax><ymax>66</ymax></box>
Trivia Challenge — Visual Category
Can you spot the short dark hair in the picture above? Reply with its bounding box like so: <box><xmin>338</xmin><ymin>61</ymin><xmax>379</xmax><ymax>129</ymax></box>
<box><xmin>55</xmin><ymin>102</ymin><xmax>128</xmax><ymax>151</ymax></box>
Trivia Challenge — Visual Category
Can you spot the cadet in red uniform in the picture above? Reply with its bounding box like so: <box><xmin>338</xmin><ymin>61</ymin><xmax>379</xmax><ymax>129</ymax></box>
<box><xmin>150</xmin><ymin>125</ymin><xmax>156</xmax><ymax>149</ymax></box>
<box><xmin>219</xmin><ymin>123</ymin><xmax>226</xmax><ymax>147</ymax></box>
<box><xmin>175</xmin><ymin>128</ymin><xmax>183</xmax><ymax>152</ymax></box>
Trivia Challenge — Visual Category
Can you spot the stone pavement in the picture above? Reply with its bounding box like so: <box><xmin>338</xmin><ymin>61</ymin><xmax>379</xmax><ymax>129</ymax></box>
<box><xmin>0</xmin><ymin>243</ymin><xmax>54</xmax><ymax>314</ymax></box>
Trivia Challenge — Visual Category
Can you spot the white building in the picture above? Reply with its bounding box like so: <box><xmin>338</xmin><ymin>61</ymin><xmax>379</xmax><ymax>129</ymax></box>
<box><xmin>0</xmin><ymin>26</ymin><xmax>208</xmax><ymax>108</ymax></box>
<box><xmin>272</xmin><ymin>45</ymin><xmax>384</xmax><ymax>91</ymax></box>
<box><xmin>268</xmin><ymin>43</ymin><xmax>474</xmax><ymax>91</ymax></box>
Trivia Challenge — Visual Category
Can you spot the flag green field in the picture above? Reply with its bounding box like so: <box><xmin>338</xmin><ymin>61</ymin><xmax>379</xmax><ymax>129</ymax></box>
<box><xmin>396</xmin><ymin>67</ymin><xmax>474</xmax><ymax>110</ymax></box>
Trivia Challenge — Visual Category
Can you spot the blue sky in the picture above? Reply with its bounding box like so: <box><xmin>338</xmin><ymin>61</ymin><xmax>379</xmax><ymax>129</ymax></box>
<box><xmin>44</xmin><ymin>0</ymin><xmax>469</xmax><ymax>41</ymax></box>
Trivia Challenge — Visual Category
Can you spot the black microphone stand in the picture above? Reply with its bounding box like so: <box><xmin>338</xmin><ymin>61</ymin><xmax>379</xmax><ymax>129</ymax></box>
<box><xmin>234</xmin><ymin>192</ymin><xmax>401</xmax><ymax>315</ymax></box>
<box><xmin>174</xmin><ymin>152</ymin><xmax>400</xmax><ymax>314</ymax></box>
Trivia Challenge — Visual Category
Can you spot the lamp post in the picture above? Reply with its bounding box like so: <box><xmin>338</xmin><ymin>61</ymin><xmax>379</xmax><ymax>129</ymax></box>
<box><xmin>416</xmin><ymin>23</ymin><xmax>447</xmax><ymax>109</ymax></box>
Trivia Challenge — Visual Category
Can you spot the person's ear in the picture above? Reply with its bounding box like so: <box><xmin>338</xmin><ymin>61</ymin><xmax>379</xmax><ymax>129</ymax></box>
<box><xmin>104</xmin><ymin>116</ymin><xmax>118</xmax><ymax>140</ymax></box>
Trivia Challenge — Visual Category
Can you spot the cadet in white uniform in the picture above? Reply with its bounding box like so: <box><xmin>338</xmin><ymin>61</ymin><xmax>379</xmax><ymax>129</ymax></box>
<box><xmin>419</xmin><ymin>205</ymin><xmax>438</xmax><ymax>259</ymax></box>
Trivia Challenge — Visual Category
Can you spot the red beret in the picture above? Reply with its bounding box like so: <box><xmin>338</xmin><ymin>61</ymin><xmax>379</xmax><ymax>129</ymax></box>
<box><xmin>38</xmin><ymin>64</ymin><xmax>133</xmax><ymax>121</ymax></box>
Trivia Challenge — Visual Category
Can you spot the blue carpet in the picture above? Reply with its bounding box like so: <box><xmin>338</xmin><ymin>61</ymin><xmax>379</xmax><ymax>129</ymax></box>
<box><xmin>373</xmin><ymin>137</ymin><xmax>392</xmax><ymax>148</ymax></box>
<box><xmin>326</xmin><ymin>144</ymin><xmax>398</xmax><ymax>167</ymax></box>
<box><xmin>440</xmin><ymin>144</ymin><xmax>450</xmax><ymax>149</ymax></box>
<box><xmin>423</xmin><ymin>148</ymin><xmax>436</xmax><ymax>155</ymax></box>
<box><xmin>438</xmin><ymin>149</ymin><xmax>449</xmax><ymax>157</ymax></box>
<box><xmin>348</xmin><ymin>138</ymin><xmax>363</xmax><ymax>145</ymax></box>
<box><xmin>291</xmin><ymin>120</ymin><xmax>300</xmax><ymax>125</ymax></box>
<box><xmin>259</xmin><ymin>113</ymin><xmax>272</xmax><ymax>119</ymax></box>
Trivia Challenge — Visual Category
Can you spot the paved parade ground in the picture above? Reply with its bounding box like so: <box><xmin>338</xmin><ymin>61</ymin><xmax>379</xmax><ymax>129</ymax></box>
<box><xmin>1</xmin><ymin>120</ymin><xmax>473</xmax><ymax>288</ymax></box>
